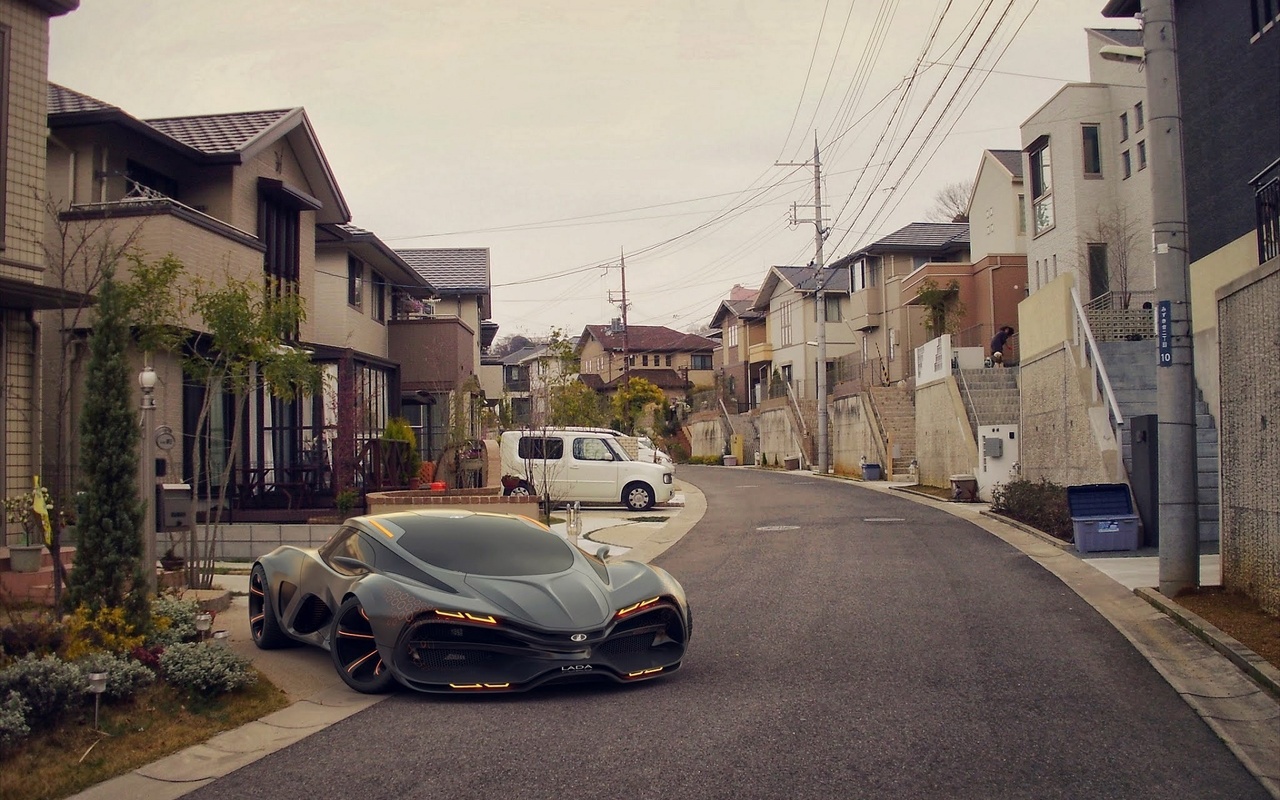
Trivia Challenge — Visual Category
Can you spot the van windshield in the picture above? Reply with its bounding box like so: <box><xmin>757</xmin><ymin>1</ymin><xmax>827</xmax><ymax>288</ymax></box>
<box><xmin>605</xmin><ymin>438</ymin><xmax>631</xmax><ymax>461</ymax></box>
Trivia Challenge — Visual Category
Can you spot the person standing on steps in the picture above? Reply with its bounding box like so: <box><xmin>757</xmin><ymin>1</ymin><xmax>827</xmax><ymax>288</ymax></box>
<box><xmin>990</xmin><ymin>325</ymin><xmax>1015</xmax><ymax>366</ymax></box>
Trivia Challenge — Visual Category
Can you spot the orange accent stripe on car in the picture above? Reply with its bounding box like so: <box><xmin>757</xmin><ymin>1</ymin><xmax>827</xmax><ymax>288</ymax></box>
<box><xmin>367</xmin><ymin>519</ymin><xmax>395</xmax><ymax>538</ymax></box>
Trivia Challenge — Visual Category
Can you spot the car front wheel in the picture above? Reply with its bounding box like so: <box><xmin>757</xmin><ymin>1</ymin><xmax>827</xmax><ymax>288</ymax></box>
<box><xmin>623</xmin><ymin>482</ymin><xmax>655</xmax><ymax>511</ymax></box>
<box><xmin>330</xmin><ymin>597</ymin><xmax>396</xmax><ymax>694</ymax></box>
<box><xmin>249</xmin><ymin>565</ymin><xmax>290</xmax><ymax>649</ymax></box>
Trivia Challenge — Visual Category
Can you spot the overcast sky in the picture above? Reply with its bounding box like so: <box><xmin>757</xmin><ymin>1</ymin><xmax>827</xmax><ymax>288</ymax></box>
<box><xmin>49</xmin><ymin>0</ymin><xmax>1128</xmax><ymax>341</ymax></box>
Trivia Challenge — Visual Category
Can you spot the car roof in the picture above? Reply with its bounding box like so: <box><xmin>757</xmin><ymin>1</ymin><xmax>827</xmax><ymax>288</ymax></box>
<box><xmin>355</xmin><ymin>510</ymin><xmax>576</xmax><ymax>576</ymax></box>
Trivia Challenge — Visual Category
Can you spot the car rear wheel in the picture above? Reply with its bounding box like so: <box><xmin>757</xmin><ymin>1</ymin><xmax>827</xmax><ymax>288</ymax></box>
<box><xmin>330</xmin><ymin>596</ymin><xmax>396</xmax><ymax>693</ymax></box>
<box><xmin>623</xmin><ymin>482</ymin><xmax>655</xmax><ymax>511</ymax></box>
<box><xmin>248</xmin><ymin>565</ymin><xmax>290</xmax><ymax>649</ymax></box>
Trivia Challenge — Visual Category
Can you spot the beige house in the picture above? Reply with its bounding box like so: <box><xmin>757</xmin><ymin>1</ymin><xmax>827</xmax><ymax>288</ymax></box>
<box><xmin>748</xmin><ymin>265</ymin><xmax>856</xmax><ymax>402</ymax></box>
<box><xmin>829</xmin><ymin>223</ymin><xmax>972</xmax><ymax>385</ymax></box>
<box><xmin>0</xmin><ymin>0</ymin><xmax>79</xmax><ymax>540</ymax></box>
<box><xmin>393</xmin><ymin>248</ymin><xmax>497</xmax><ymax>457</ymax></box>
<box><xmin>43</xmin><ymin>84</ymin><xmax>445</xmax><ymax>516</ymax></box>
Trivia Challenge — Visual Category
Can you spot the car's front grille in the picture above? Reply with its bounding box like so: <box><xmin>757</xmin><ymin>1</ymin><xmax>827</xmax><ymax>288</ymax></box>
<box><xmin>392</xmin><ymin>601</ymin><xmax>687</xmax><ymax>690</ymax></box>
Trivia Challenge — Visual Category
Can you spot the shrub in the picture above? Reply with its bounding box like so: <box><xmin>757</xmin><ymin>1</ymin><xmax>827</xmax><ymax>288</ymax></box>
<box><xmin>60</xmin><ymin>605</ymin><xmax>145</xmax><ymax>660</ymax></box>
<box><xmin>990</xmin><ymin>478</ymin><xmax>1073</xmax><ymax>541</ymax></box>
<box><xmin>0</xmin><ymin>619</ymin><xmax>66</xmax><ymax>662</ymax></box>
<box><xmin>149</xmin><ymin>594</ymin><xmax>200</xmax><ymax>647</ymax></box>
<box><xmin>0</xmin><ymin>691</ymin><xmax>30</xmax><ymax>748</ymax></box>
<box><xmin>159</xmin><ymin>643</ymin><xmax>257</xmax><ymax>696</ymax></box>
<box><xmin>73</xmin><ymin>651</ymin><xmax>154</xmax><ymax>702</ymax></box>
<box><xmin>0</xmin><ymin>654</ymin><xmax>84</xmax><ymax>727</ymax></box>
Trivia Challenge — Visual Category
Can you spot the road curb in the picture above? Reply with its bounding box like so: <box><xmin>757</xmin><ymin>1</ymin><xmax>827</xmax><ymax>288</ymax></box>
<box><xmin>1136</xmin><ymin>587</ymin><xmax>1280</xmax><ymax>702</ymax></box>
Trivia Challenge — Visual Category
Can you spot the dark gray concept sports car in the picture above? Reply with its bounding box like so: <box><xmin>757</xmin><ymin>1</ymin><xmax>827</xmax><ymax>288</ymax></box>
<box><xmin>249</xmin><ymin>509</ymin><xmax>692</xmax><ymax>693</ymax></box>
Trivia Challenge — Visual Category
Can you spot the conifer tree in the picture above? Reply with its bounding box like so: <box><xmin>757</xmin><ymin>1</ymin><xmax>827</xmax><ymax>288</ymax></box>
<box><xmin>65</xmin><ymin>268</ymin><xmax>149</xmax><ymax>626</ymax></box>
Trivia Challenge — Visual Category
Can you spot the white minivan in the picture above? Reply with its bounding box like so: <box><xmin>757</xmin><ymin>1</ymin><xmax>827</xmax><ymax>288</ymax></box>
<box><xmin>499</xmin><ymin>429</ymin><xmax>675</xmax><ymax>511</ymax></box>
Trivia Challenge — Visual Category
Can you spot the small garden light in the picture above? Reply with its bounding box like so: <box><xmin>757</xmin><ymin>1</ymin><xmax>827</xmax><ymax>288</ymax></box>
<box><xmin>87</xmin><ymin>671</ymin><xmax>108</xmax><ymax>730</ymax></box>
<box><xmin>195</xmin><ymin>611</ymin><xmax>213</xmax><ymax>641</ymax></box>
<box><xmin>212</xmin><ymin>630</ymin><xmax>230</xmax><ymax>646</ymax></box>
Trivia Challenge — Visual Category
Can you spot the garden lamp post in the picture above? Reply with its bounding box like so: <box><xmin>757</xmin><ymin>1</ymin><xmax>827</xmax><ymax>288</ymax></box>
<box><xmin>212</xmin><ymin>630</ymin><xmax>230</xmax><ymax>647</ymax></box>
<box><xmin>195</xmin><ymin>611</ymin><xmax>213</xmax><ymax>642</ymax></box>
<box><xmin>87</xmin><ymin>671</ymin><xmax>107</xmax><ymax>731</ymax></box>
<box><xmin>139</xmin><ymin>366</ymin><xmax>158</xmax><ymax>593</ymax></box>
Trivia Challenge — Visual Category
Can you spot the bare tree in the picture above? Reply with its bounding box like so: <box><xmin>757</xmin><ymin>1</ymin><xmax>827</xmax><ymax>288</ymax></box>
<box><xmin>925</xmin><ymin>180</ymin><xmax>975</xmax><ymax>223</ymax></box>
<box><xmin>1080</xmin><ymin>204</ymin><xmax>1144</xmax><ymax>308</ymax></box>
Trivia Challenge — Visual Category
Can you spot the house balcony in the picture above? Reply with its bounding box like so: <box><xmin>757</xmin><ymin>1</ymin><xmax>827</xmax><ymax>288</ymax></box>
<box><xmin>900</xmin><ymin>262</ymin><xmax>975</xmax><ymax>303</ymax></box>
<box><xmin>847</xmin><ymin>287</ymin><xmax>884</xmax><ymax>331</ymax></box>
<box><xmin>747</xmin><ymin>340</ymin><xmax>773</xmax><ymax>362</ymax></box>
<box><xmin>1254</xmin><ymin>157</ymin><xmax>1280</xmax><ymax>266</ymax></box>
<box><xmin>504</xmin><ymin>378</ymin><xmax>531</xmax><ymax>393</ymax></box>
<box><xmin>388</xmin><ymin>317</ymin><xmax>476</xmax><ymax>392</ymax></box>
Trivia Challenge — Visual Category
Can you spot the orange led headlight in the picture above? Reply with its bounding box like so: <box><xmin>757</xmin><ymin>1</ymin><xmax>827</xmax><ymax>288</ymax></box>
<box><xmin>434</xmin><ymin>610</ymin><xmax>499</xmax><ymax>625</ymax></box>
<box><xmin>615</xmin><ymin>597</ymin><xmax>661</xmax><ymax>619</ymax></box>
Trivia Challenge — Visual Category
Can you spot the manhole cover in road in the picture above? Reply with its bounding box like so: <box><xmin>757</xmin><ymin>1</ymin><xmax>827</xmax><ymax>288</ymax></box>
<box><xmin>755</xmin><ymin>525</ymin><xmax>801</xmax><ymax>532</ymax></box>
<box><xmin>863</xmin><ymin>517</ymin><xmax>906</xmax><ymax>523</ymax></box>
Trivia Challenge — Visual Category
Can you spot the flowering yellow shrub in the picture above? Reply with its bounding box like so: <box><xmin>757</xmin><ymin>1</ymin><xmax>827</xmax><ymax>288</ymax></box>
<box><xmin>59</xmin><ymin>606</ymin><xmax>144</xmax><ymax>660</ymax></box>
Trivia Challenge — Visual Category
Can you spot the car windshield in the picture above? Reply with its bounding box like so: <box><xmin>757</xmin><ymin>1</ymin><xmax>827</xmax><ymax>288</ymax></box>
<box><xmin>387</xmin><ymin>512</ymin><xmax>575</xmax><ymax>576</ymax></box>
<box><xmin>605</xmin><ymin>438</ymin><xmax>631</xmax><ymax>461</ymax></box>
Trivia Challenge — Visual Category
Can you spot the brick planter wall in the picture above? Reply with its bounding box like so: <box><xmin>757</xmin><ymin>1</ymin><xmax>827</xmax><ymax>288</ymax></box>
<box><xmin>365</xmin><ymin>489</ymin><xmax>539</xmax><ymax>517</ymax></box>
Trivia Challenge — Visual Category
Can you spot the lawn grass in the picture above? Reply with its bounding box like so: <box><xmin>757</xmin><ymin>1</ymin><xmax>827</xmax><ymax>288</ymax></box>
<box><xmin>0</xmin><ymin>671</ymin><xmax>288</xmax><ymax>800</ymax></box>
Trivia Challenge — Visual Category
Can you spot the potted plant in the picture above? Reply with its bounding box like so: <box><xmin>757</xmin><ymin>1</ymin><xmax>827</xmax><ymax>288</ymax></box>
<box><xmin>381</xmin><ymin>417</ymin><xmax>421</xmax><ymax>488</ymax></box>
<box><xmin>4</xmin><ymin>479</ymin><xmax>52</xmax><ymax>573</ymax></box>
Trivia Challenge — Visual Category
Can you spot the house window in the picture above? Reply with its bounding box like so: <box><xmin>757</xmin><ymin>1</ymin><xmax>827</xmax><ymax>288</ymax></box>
<box><xmin>1134</xmin><ymin>101</ymin><xmax>1145</xmax><ymax>132</ymax></box>
<box><xmin>1081</xmin><ymin>124</ymin><xmax>1102</xmax><ymax>177</ymax></box>
<box><xmin>1137</xmin><ymin>140</ymin><xmax>1148</xmax><ymax>171</ymax></box>
<box><xmin>824</xmin><ymin>294</ymin><xmax>842</xmax><ymax>322</ymax></box>
<box><xmin>779</xmin><ymin>300</ymin><xmax>793</xmax><ymax>346</ymax></box>
<box><xmin>1122</xmin><ymin>150</ymin><xmax>1132</xmax><ymax>179</ymax></box>
<box><xmin>371</xmin><ymin>272</ymin><xmax>386</xmax><ymax>322</ymax></box>
<box><xmin>852</xmin><ymin>259</ymin><xmax>868</xmax><ymax>292</ymax></box>
<box><xmin>1120</xmin><ymin>112</ymin><xmax>1129</xmax><ymax>141</ymax></box>
<box><xmin>691</xmin><ymin>354</ymin><xmax>712</xmax><ymax>370</ymax></box>
<box><xmin>642</xmin><ymin>354</ymin><xmax>649</xmax><ymax>366</ymax></box>
<box><xmin>1017</xmin><ymin>194</ymin><xmax>1026</xmax><ymax>234</ymax></box>
<box><xmin>347</xmin><ymin>256</ymin><xmax>364</xmax><ymax>308</ymax></box>
<box><xmin>888</xmin><ymin>328</ymin><xmax>898</xmax><ymax>362</ymax></box>
<box><xmin>1028</xmin><ymin>139</ymin><xmax>1054</xmax><ymax>235</ymax></box>
<box><xmin>260</xmin><ymin>192</ymin><xmax>301</xmax><ymax>286</ymax></box>
<box><xmin>725</xmin><ymin>325</ymin><xmax>738</xmax><ymax>348</ymax></box>
<box><xmin>665</xmin><ymin>354</ymin><xmax>673</xmax><ymax>366</ymax></box>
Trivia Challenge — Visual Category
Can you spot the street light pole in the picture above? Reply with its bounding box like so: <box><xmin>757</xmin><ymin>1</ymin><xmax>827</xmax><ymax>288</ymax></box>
<box><xmin>1143</xmin><ymin>0</ymin><xmax>1199</xmax><ymax>596</ymax></box>
<box><xmin>139</xmin><ymin>366</ymin><xmax>157</xmax><ymax>593</ymax></box>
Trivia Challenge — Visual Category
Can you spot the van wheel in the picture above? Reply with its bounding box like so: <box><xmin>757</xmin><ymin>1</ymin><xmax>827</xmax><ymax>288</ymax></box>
<box><xmin>623</xmin><ymin>482</ymin><xmax>655</xmax><ymax>511</ymax></box>
<box><xmin>504</xmin><ymin>481</ymin><xmax>533</xmax><ymax>497</ymax></box>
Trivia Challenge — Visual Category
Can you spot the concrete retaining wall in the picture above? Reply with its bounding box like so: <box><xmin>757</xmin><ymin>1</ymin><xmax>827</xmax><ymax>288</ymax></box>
<box><xmin>756</xmin><ymin>404</ymin><xmax>801</xmax><ymax>468</ymax></box>
<box><xmin>915</xmin><ymin>376</ymin><xmax>980</xmax><ymax>488</ymax></box>
<box><xmin>830</xmin><ymin>394</ymin><xmax>876</xmax><ymax>477</ymax></box>
<box><xmin>1018</xmin><ymin>343</ymin><xmax>1115</xmax><ymax>486</ymax></box>
<box><xmin>686</xmin><ymin>413</ymin><xmax>725</xmax><ymax>458</ymax></box>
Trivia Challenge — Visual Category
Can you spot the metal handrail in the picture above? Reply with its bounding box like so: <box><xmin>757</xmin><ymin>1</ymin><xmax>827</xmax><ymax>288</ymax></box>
<box><xmin>783</xmin><ymin>381</ymin><xmax>810</xmax><ymax>468</ymax></box>
<box><xmin>1070</xmin><ymin>286</ymin><xmax>1124</xmax><ymax>429</ymax></box>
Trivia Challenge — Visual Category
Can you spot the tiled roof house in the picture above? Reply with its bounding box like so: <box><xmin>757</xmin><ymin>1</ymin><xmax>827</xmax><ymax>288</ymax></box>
<box><xmin>42</xmin><ymin>81</ymin><xmax>443</xmax><ymax>514</ymax></box>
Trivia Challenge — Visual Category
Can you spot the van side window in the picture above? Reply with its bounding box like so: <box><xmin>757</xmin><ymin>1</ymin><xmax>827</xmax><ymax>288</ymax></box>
<box><xmin>518</xmin><ymin>436</ymin><xmax>564</xmax><ymax>460</ymax></box>
<box><xmin>573</xmin><ymin>437</ymin><xmax>614</xmax><ymax>462</ymax></box>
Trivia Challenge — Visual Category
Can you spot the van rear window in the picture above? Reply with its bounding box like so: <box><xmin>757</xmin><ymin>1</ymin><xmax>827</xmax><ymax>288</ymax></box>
<box><xmin>518</xmin><ymin>436</ymin><xmax>563</xmax><ymax>460</ymax></box>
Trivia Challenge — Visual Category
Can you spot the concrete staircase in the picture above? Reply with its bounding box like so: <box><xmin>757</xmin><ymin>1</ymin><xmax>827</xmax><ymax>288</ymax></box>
<box><xmin>1</xmin><ymin>546</ymin><xmax>75</xmax><ymax>605</ymax></box>
<box><xmin>1097</xmin><ymin>340</ymin><xmax>1219</xmax><ymax>541</ymax></box>
<box><xmin>868</xmin><ymin>385</ymin><xmax>916</xmax><ymax>476</ymax></box>
<box><xmin>955</xmin><ymin>368</ymin><xmax>1020</xmax><ymax>439</ymax></box>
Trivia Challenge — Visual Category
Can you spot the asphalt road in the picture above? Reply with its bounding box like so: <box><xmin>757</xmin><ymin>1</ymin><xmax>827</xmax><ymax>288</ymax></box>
<box><xmin>185</xmin><ymin>467</ymin><xmax>1268</xmax><ymax>799</ymax></box>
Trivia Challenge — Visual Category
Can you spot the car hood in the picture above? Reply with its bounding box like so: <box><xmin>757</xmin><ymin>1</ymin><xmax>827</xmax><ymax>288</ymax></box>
<box><xmin>462</xmin><ymin>569</ymin><xmax>611</xmax><ymax>629</ymax></box>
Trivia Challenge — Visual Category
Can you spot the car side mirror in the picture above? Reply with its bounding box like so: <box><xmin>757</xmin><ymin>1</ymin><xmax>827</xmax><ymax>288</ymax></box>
<box><xmin>596</xmin><ymin>545</ymin><xmax>610</xmax><ymax>561</ymax></box>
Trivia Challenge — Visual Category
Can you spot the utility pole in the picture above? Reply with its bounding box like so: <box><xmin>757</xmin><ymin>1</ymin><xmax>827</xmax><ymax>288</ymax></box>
<box><xmin>607</xmin><ymin>250</ymin><xmax>631</xmax><ymax>382</ymax></box>
<box><xmin>1142</xmin><ymin>0</ymin><xmax>1199</xmax><ymax>596</ymax></box>
<box><xmin>779</xmin><ymin>134</ymin><xmax>829</xmax><ymax>473</ymax></box>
